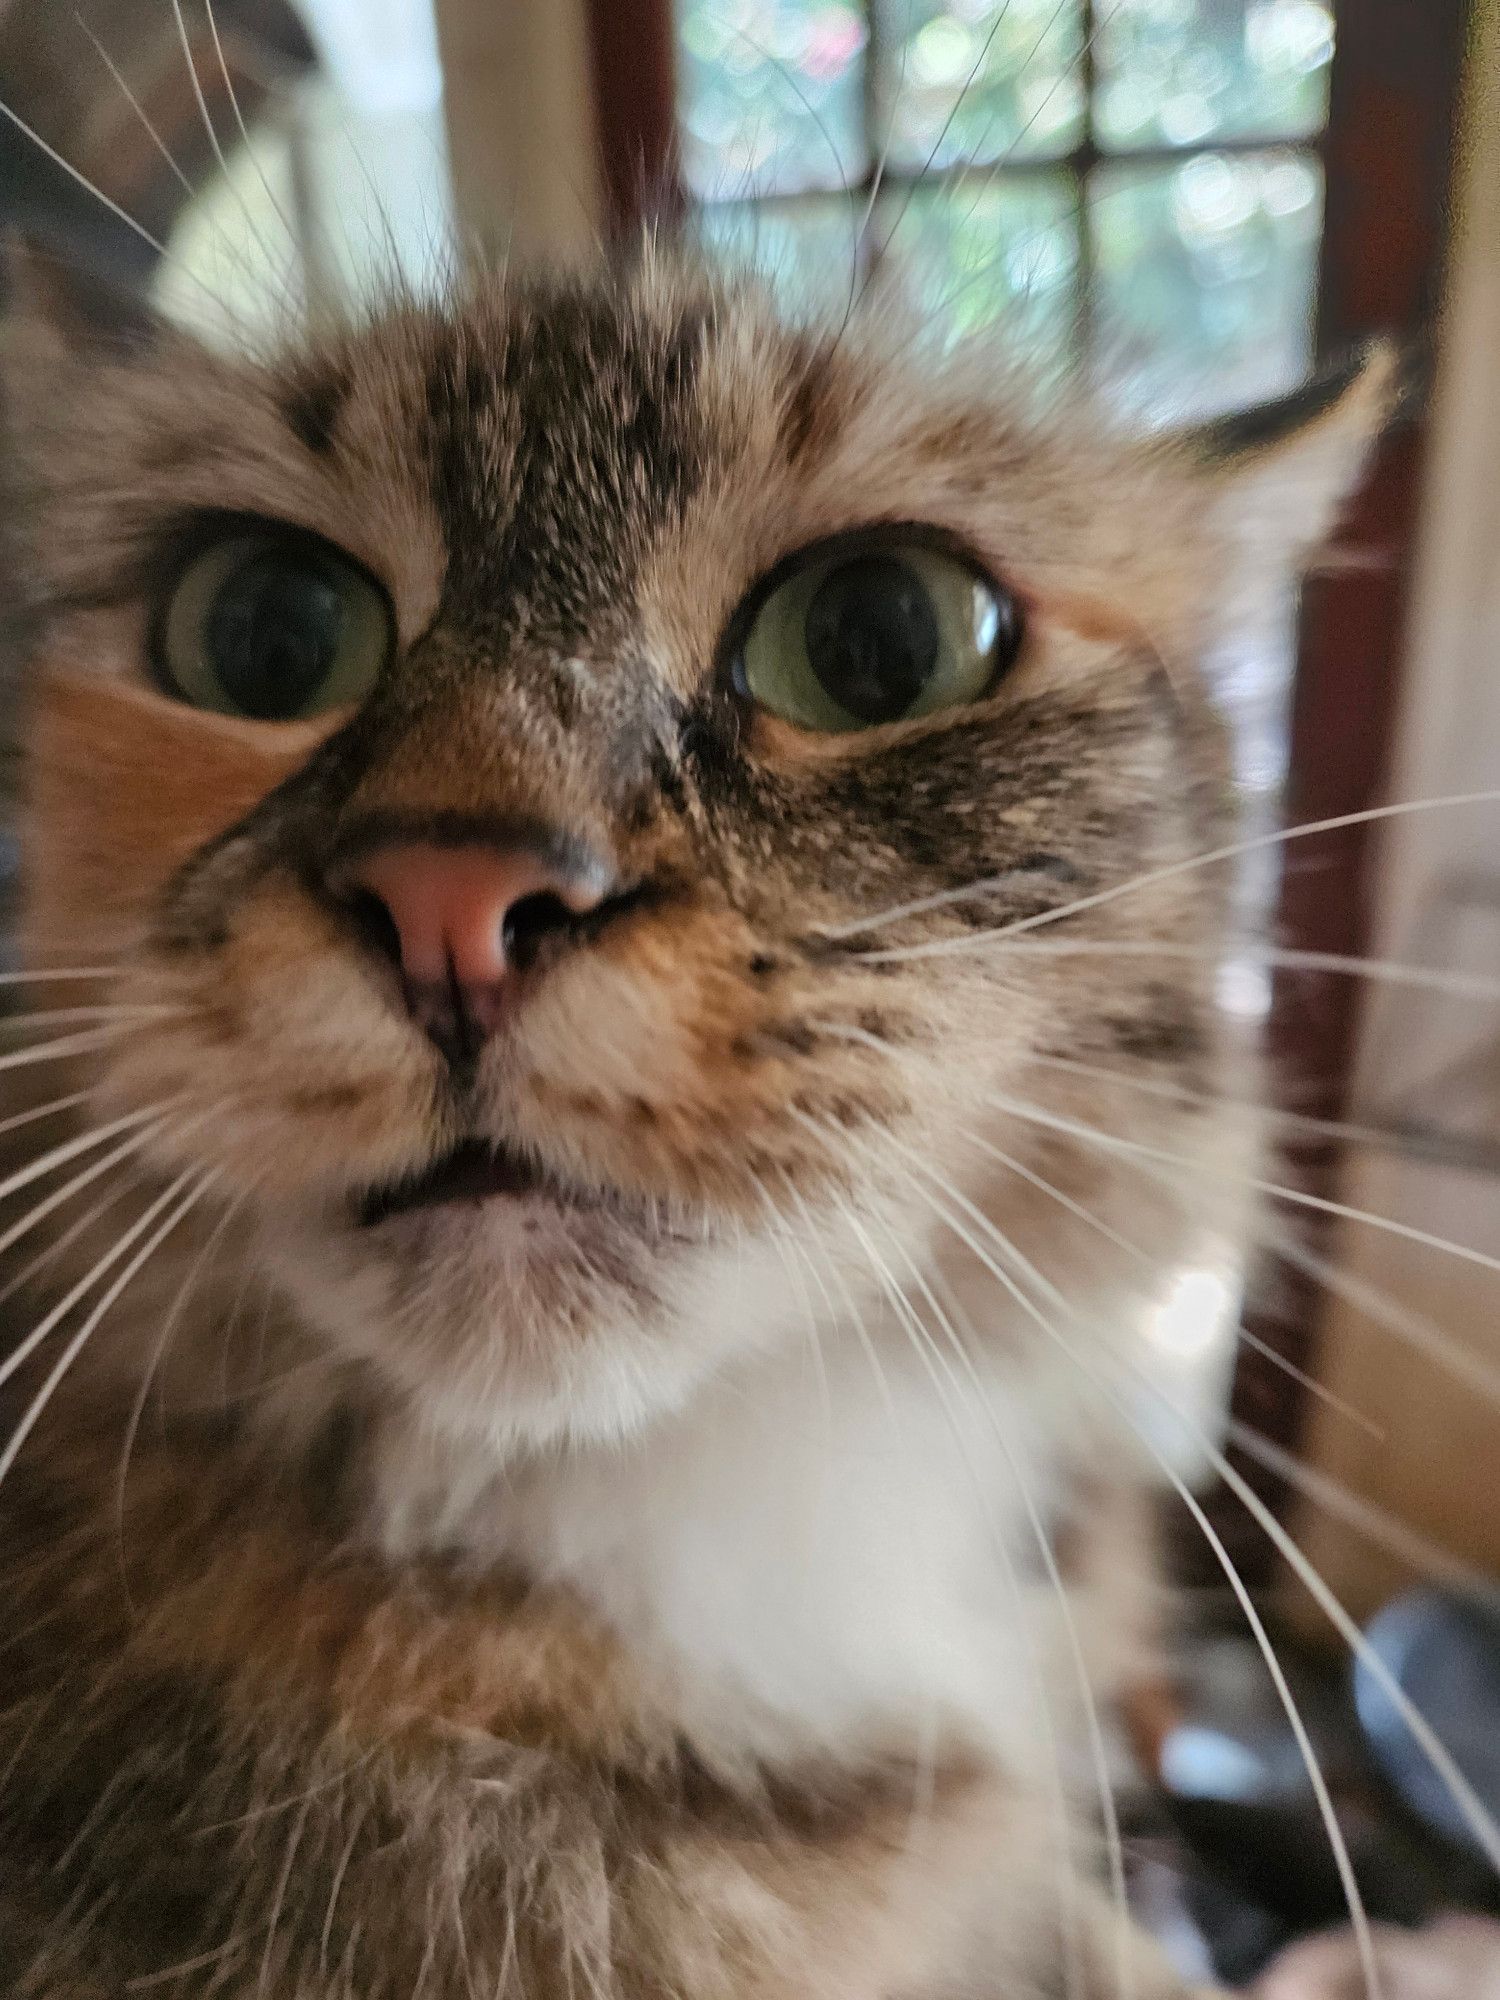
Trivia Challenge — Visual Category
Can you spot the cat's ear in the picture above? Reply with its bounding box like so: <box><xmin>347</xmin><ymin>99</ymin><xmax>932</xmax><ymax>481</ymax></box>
<box><xmin>1185</xmin><ymin>342</ymin><xmax>1403</xmax><ymax>578</ymax></box>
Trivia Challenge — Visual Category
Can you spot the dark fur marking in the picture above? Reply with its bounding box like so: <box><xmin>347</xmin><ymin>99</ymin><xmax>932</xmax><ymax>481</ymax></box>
<box><xmin>281</xmin><ymin>361</ymin><xmax>352</xmax><ymax>457</ymax></box>
<box><xmin>778</xmin><ymin>339</ymin><xmax>841</xmax><ymax>470</ymax></box>
<box><xmin>1104</xmin><ymin>1006</ymin><xmax>1206</xmax><ymax>1064</ymax></box>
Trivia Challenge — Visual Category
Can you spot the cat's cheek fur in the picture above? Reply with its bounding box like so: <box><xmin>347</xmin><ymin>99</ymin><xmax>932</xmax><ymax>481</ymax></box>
<box><xmin>21</xmin><ymin>671</ymin><xmax>327</xmax><ymax>959</ymax></box>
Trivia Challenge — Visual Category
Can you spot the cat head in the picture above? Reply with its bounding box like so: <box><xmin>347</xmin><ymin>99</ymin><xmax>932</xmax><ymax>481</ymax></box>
<box><xmin>0</xmin><ymin>250</ymin><xmax>1391</xmax><ymax>1451</ymax></box>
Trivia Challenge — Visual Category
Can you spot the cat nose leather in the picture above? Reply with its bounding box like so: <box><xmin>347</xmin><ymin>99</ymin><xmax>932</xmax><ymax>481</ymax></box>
<box><xmin>341</xmin><ymin>841</ymin><xmax>608</xmax><ymax>1058</ymax></box>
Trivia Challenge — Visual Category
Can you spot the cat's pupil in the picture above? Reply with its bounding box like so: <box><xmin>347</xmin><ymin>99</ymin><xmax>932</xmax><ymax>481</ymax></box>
<box><xmin>206</xmin><ymin>554</ymin><xmax>345</xmax><ymax>720</ymax></box>
<box><xmin>803</xmin><ymin>556</ymin><xmax>939</xmax><ymax>724</ymax></box>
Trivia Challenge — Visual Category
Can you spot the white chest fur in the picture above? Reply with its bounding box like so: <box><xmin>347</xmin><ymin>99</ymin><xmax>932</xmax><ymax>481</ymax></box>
<box><xmin>442</xmin><ymin>1327</ymin><xmax>1070</xmax><ymax>1773</ymax></box>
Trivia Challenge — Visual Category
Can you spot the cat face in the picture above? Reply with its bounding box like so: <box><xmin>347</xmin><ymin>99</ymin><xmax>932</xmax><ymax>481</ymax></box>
<box><xmin>3</xmin><ymin>256</ymin><xmax>1386</xmax><ymax>1448</ymax></box>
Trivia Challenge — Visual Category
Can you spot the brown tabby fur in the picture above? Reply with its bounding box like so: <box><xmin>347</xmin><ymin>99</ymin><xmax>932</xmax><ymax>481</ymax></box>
<box><xmin>0</xmin><ymin>249</ymin><xmax>1388</xmax><ymax>1995</ymax></box>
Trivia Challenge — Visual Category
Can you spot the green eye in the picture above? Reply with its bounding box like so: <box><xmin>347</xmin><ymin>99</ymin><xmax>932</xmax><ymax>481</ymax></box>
<box><xmin>735</xmin><ymin>538</ymin><xmax>1022</xmax><ymax>733</ymax></box>
<box><xmin>158</xmin><ymin>531</ymin><xmax>392</xmax><ymax>721</ymax></box>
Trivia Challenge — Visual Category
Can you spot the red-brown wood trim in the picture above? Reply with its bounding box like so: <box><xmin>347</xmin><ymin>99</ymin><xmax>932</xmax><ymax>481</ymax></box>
<box><xmin>1208</xmin><ymin>0</ymin><xmax>1475</xmax><ymax>1588</ymax></box>
<box><xmin>581</xmin><ymin>0</ymin><xmax>683</xmax><ymax>238</ymax></box>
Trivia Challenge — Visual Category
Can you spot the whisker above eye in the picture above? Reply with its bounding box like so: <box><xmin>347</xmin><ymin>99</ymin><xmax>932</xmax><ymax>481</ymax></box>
<box><xmin>0</xmin><ymin>96</ymin><xmax>228</xmax><ymax>323</ymax></box>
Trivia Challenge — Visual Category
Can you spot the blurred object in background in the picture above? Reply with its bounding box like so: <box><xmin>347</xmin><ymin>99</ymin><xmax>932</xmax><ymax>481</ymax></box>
<box><xmin>679</xmin><ymin>0</ymin><xmax>1335</xmax><ymax>419</ymax></box>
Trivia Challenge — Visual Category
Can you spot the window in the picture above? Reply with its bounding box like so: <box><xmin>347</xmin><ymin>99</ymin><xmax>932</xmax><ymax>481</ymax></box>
<box><xmin>678</xmin><ymin>0</ymin><xmax>1335</xmax><ymax>418</ymax></box>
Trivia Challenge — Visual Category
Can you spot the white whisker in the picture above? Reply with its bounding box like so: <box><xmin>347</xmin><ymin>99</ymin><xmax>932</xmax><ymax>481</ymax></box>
<box><xmin>1267</xmin><ymin>1226</ymin><xmax>1500</xmax><ymax>1409</ymax></box>
<box><xmin>115</xmin><ymin>1186</ymin><xmax>249</xmax><ymax>1612</ymax></box>
<box><xmin>0</xmin><ymin>1116</ymin><xmax>174</xmax><ymax>1264</ymax></box>
<box><xmin>1226</xmin><ymin>1421</ymin><xmax>1494</xmax><ymax>1597</ymax></box>
<box><xmin>0</xmin><ymin>1088</ymin><xmax>97</xmax><ymax>1141</ymax></box>
<box><xmin>952</xmin><ymin>1123</ymin><xmax>1383</xmax><ymax>1439</ymax></box>
<box><xmin>0</xmin><ymin>1136</ymin><xmax>193</xmax><ymax>1393</ymax></box>
<box><xmin>0</xmin><ymin>1006</ymin><xmax>180</xmax><ymax>1032</ymax></box>
<box><xmin>0</xmin><ymin>1165</ymin><xmax>218</xmax><ymax>1489</ymax></box>
<box><xmin>0</xmin><ymin>1026</ymin><xmax>142</xmax><ymax>1073</ymax></box>
<box><xmin>1021</xmin><ymin>1050</ymin><xmax>1392</xmax><ymax>1155</ymax></box>
<box><xmin>802</xmin><ymin>1147</ymin><xmax>1095</xmax><ymax>2000</ymax></box>
<box><xmin>858</xmin><ymin>932</ymin><xmax>1500</xmax><ymax>996</ymax></box>
<box><xmin>875</xmin><ymin>1136</ymin><xmax>1384</xmax><ymax>1999</ymax></box>
<box><xmin>818</xmin><ymin>790</ymin><xmax>1500</xmax><ymax>946</ymax></box>
<box><xmin>0</xmin><ymin>1104</ymin><xmax>164</xmax><ymax>1211</ymax></box>
<box><xmin>0</xmin><ymin>967</ymin><xmax>118</xmax><ymax>986</ymax></box>
<box><xmin>0</xmin><ymin>95</ymin><xmax>227</xmax><ymax>317</ymax></box>
<box><xmin>74</xmin><ymin>12</ymin><xmax>194</xmax><ymax>198</ymax></box>
<box><xmin>985</xmin><ymin>1084</ymin><xmax>1500</xmax><ymax>1284</ymax></box>
<box><xmin>200</xmin><ymin>0</ymin><xmax>299</xmax><ymax>249</ymax></box>
<box><xmin>0</xmin><ymin>1165</ymin><xmax>145</xmax><ymax>1317</ymax></box>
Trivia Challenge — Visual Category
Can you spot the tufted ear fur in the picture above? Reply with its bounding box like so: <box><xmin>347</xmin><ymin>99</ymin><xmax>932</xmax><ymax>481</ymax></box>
<box><xmin>1189</xmin><ymin>342</ymin><xmax>1402</xmax><ymax>592</ymax></box>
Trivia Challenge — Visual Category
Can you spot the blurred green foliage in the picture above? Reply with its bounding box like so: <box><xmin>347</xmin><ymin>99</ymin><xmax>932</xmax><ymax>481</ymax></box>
<box><xmin>678</xmin><ymin>0</ymin><xmax>1335</xmax><ymax>414</ymax></box>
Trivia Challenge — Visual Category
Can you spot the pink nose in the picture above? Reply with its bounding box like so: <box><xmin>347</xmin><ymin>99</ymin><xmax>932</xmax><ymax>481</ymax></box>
<box><xmin>342</xmin><ymin>841</ymin><xmax>608</xmax><ymax>1056</ymax></box>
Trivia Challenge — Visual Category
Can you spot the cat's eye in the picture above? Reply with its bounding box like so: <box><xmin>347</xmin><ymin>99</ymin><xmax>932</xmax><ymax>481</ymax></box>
<box><xmin>157</xmin><ymin>530</ymin><xmax>392</xmax><ymax>722</ymax></box>
<box><xmin>733</xmin><ymin>536</ymin><xmax>1022</xmax><ymax>734</ymax></box>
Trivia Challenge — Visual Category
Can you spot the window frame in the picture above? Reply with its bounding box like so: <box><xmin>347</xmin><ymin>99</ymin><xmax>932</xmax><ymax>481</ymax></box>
<box><xmin>582</xmin><ymin>0</ymin><xmax>1476</xmax><ymax>1574</ymax></box>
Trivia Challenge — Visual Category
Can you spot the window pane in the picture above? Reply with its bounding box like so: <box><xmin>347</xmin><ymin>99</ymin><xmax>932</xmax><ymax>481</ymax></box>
<box><xmin>876</xmin><ymin>176</ymin><xmax>1079</xmax><ymax>357</ymax></box>
<box><xmin>695</xmin><ymin>195</ymin><xmax>864</xmax><ymax>307</ymax></box>
<box><xmin>871</xmin><ymin>0</ymin><xmax>1085</xmax><ymax>170</ymax></box>
<box><xmin>678</xmin><ymin>1</ymin><xmax>869</xmax><ymax>197</ymax></box>
<box><xmin>1090</xmin><ymin>149</ymin><xmax>1324</xmax><ymax>417</ymax></box>
<box><xmin>1096</xmin><ymin>0</ymin><xmax>1334</xmax><ymax>150</ymax></box>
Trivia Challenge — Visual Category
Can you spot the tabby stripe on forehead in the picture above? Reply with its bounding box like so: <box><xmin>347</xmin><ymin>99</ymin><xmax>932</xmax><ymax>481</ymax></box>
<box><xmin>281</xmin><ymin>362</ymin><xmax>353</xmax><ymax>458</ymax></box>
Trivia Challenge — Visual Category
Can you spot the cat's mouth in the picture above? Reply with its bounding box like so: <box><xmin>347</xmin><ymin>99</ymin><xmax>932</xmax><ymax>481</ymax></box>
<box><xmin>357</xmin><ymin>1139</ymin><xmax>592</xmax><ymax>1227</ymax></box>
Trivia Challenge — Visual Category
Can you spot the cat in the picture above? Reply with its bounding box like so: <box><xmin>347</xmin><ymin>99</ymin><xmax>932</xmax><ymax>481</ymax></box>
<box><xmin>0</xmin><ymin>241</ymin><xmax>1389</xmax><ymax>1996</ymax></box>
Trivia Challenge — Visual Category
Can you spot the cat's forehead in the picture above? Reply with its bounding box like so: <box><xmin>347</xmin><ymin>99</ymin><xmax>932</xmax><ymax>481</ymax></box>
<box><xmin>335</xmin><ymin>279</ymin><xmax>728</xmax><ymax>639</ymax></box>
<box><xmin>18</xmin><ymin>260</ymin><xmax>1208</xmax><ymax>687</ymax></box>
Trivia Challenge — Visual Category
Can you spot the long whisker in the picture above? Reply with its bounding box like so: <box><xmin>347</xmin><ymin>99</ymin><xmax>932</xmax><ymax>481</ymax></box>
<box><xmin>952</xmin><ymin>1123</ymin><xmax>1383</xmax><ymax>1439</ymax></box>
<box><xmin>1225</xmin><ymin>1421</ymin><xmax>1494</xmax><ymax>1597</ymax></box>
<box><xmin>1266</xmin><ymin>1225</ymin><xmax>1500</xmax><ymax>1409</ymax></box>
<box><xmin>804</xmin><ymin>1157</ymin><xmax>1096</xmax><ymax>2000</ymax></box>
<box><xmin>0</xmin><ymin>96</ymin><xmax>227</xmax><ymax>318</ymax></box>
<box><xmin>200</xmin><ymin>0</ymin><xmax>299</xmax><ymax>248</ymax></box>
<box><xmin>1019</xmin><ymin>1050</ymin><xmax>1394</xmax><ymax>1155</ymax></box>
<box><xmin>855</xmin><ymin>1200</ymin><xmax>1124</xmax><ymax>1999</ymax></box>
<box><xmin>0</xmin><ymin>1135</ymin><xmax>197</xmax><ymax>1393</ymax></box>
<box><xmin>871</xmin><ymin>1137</ymin><xmax>1383</xmax><ymax>1998</ymax></box>
<box><xmin>856</xmin><ymin>933</ymin><xmax>1500</xmax><ymax>996</ymax></box>
<box><xmin>774</xmin><ymin>1169</ymin><xmax>901</xmax><ymax>1428</ymax></box>
<box><xmin>0</xmin><ymin>1104</ymin><xmax>165</xmax><ymax>1211</ymax></box>
<box><xmin>896</xmin><ymin>1131</ymin><xmax>1500</xmax><ymax>1890</ymax></box>
<box><xmin>0</xmin><ymin>1165</ymin><xmax>218</xmax><ymax>1489</ymax></box>
<box><xmin>0</xmin><ymin>1006</ymin><xmax>181</xmax><ymax>1032</ymax></box>
<box><xmin>0</xmin><ymin>969</ymin><xmax>118</xmax><ymax>985</ymax></box>
<box><xmin>0</xmin><ymin>1114</ymin><xmax>175</xmax><ymax>1263</ymax></box>
<box><xmin>0</xmin><ymin>1026</ymin><xmax>146</xmax><ymax>1074</ymax></box>
<box><xmin>0</xmin><ymin>1087</ymin><xmax>97</xmax><ymax>1141</ymax></box>
<box><xmin>0</xmin><ymin>1162</ymin><xmax>148</xmax><ymax>1317</ymax></box>
<box><xmin>818</xmin><ymin>790</ymin><xmax>1500</xmax><ymax>945</ymax></box>
<box><xmin>115</xmin><ymin>1185</ymin><xmax>249</xmax><ymax>1613</ymax></box>
<box><xmin>984</xmin><ymin>1084</ymin><xmax>1500</xmax><ymax>1284</ymax></box>
<box><xmin>745</xmin><ymin>1168</ymin><xmax>833</xmax><ymax>1433</ymax></box>
<box><xmin>73</xmin><ymin>12</ymin><xmax>194</xmax><ymax>198</ymax></box>
<box><xmin>871</xmin><ymin>0</ymin><xmax>1020</xmax><ymax>271</ymax></box>
<box><xmin>167</xmin><ymin>0</ymin><xmax>285</xmax><ymax>286</ymax></box>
